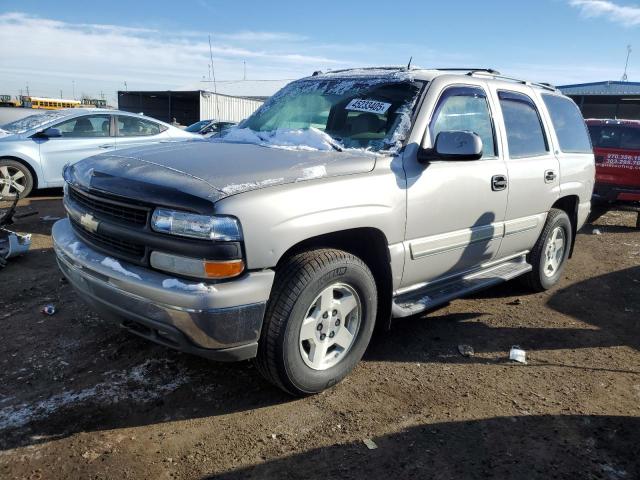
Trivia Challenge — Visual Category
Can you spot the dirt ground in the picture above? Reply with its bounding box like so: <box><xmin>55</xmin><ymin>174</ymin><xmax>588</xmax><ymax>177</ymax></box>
<box><xmin>1</xmin><ymin>191</ymin><xmax>639</xmax><ymax>480</ymax></box>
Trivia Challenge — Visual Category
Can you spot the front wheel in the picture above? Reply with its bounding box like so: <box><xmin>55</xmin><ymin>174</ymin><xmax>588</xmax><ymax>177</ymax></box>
<box><xmin>523</xmin><ymin>208</ymin><xmax>573</xmax><ymax>292</ymax></box>
<box><xmin>0</xmin><ymin>159</ymin><xmax>33</xmax><ymax>199</ymax></box>
<box><xmin>255</xmin><ymin>249</ymin><xmax>377</xmax><ymax>396</ymax></box>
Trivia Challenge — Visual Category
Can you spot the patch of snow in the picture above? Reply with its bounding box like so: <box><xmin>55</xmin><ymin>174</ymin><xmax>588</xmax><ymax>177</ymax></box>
<box><xmin>162</xmin><ymin>278</ymin><xmax>215</xmax><ymax>292</ymax></box>
<box><xmin>299</xmin><ymin>165</ymin><xmax>327</xmax><ymax>180</ymax></box>
<box><xmin>221</xmin><ymin>178</ymin><xmax>284</xmax><ymax>195</ymax></box>
<box><xmin>220</xmin><ymin>127</ymin><xmax>340</xmax><ymax>152</ymax></box>
<box><xmin>0</xmin><ymin>359</ymin><xmax>188</xmax><ymax>431</ymax></box>
<box><xmin>100</xmin><ymin>257</ymin><xmax>141</xmax><ymax>279</ymax></box>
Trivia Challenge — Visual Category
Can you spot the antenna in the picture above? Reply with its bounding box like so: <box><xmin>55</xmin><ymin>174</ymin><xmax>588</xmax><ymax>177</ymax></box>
<box><xmin>622</xmin><ymin>44</ymin><xmax>632</xmax><ymax>81</ymax></box>
<box><xmin>208</xmin><ymin>34</ymin><xmax>221</xmax><ymax>121</ymax></box>
<box><xmin>407</xmin><ymin>56</ymin><xmax>413</xmax><ymax>69</ymax></box>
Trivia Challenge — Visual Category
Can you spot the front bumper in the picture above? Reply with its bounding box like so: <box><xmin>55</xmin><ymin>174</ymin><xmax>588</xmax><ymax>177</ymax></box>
<box><xmin>52</xmin><ymin>218</ymin><xmax>275</xmax><ymax>361</ymax></box>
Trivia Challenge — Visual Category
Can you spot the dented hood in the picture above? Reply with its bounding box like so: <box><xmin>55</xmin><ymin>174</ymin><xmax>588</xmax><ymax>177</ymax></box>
<box><xmin>65</xmin><ymin>140</ymin><xmax>377</xmax><ymax>208</ymax></box>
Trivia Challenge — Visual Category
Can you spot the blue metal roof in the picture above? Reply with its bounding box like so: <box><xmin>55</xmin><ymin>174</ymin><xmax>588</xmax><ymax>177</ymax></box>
<box><xmin>558</xmin><ymin>81</ymin><xmax>640</xmax><ymax>96</ymax></box>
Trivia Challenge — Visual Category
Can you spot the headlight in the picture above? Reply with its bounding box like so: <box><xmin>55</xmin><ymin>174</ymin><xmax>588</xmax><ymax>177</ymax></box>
<box><xmin>151</xmin><ymin>209</ymin><xmax>242</xmax><ymax>241</ymax></box>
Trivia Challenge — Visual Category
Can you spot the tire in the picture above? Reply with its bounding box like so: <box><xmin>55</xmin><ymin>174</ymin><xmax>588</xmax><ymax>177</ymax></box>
<box><xmin>255</xmin><ymin>249</ymin><xmax>377</xmax><ymax>396</ymax></box>
<box><xmin>522</xmin><ymin>208</ymin><xmax>572</xmax><ymax>292</ymax></box>
<box><xmin>0</xmin><ymin>159</ymin><xmax>33</xmax><ymax>199</ymax></box>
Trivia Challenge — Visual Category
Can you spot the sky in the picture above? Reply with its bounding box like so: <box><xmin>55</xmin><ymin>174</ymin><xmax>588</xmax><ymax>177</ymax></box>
<box><xmin>0</xmin><ymin>0</ymin><xmax>639</xmax><ymax>105</ymax></box>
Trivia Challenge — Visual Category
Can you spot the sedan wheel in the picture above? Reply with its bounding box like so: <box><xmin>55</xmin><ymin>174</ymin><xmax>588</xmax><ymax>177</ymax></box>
<box><xmin>0</xmin><ymin>160</ymin><xmax>33</xmax><ymax>199</ymax></box>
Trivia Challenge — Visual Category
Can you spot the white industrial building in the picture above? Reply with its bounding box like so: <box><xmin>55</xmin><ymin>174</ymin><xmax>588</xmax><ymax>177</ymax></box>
<box><xmin>117</xmin><ymin>89</ymin><xmax>265</xmax><ymax>126</ymax></box>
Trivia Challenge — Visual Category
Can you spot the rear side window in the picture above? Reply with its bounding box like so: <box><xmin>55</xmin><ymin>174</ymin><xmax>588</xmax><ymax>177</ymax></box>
<box><xmin>498</xmin><ymin>91</ymin><xmax>548</xmax><ymax>158</ymax></box>
<box><xmin>542</xmin><ymin>95</ymin><xmax>592</xmax><ymax>153</ymax></box>
<box><xmin>116</xmin><ymin>116</ymin><xmax>165</xmax><ymax>137</ymax></box>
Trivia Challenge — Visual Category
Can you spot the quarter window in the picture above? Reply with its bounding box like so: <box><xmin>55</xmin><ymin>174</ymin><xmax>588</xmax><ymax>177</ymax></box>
<box><xmin>542</xmin><ymin>94</ymin><xmax>592</xmax><ymax>153</ymax></box>
<box><xmin>54</xmin><ymin>115</ymin><xmax>112</xmax><ymax>138</ymax></box>
<box><xmin>498</xmin><ymin>91</ymin><xmax>548</xmax><ymax>158</ymax></box>
<box><xmin>431</xmin><ymin>86</ymin><xmax>497</xmax><ymax>158</ymax></box>
<box><xmin>116</xmin><ymin>116</ymin><xmax>164</xmax><ymax>137</ymax></box>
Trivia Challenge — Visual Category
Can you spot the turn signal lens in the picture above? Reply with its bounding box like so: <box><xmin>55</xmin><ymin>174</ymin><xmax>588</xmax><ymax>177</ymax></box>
<box><xmin>203</xmin><ymin>259</ymin><xmax>245</xmax><ymax>279</ymax></box>
<box><xmin>150</xmin><ymin>251</ymin><xmax>244</xmax><ymax>279</ymax></box>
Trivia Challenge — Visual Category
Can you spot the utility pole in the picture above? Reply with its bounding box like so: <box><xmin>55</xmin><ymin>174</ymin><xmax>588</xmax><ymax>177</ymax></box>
<box><xmin>72</xmin><ymin>80</ymin><xmax>76</xmax><ymax>99</ymax></box>
<box><xmin>243</xmin><ymin>61</ymin><xmax>246</xmax><ymax>81</ymax></box>
<box><xmin>25</xmin><ymin>83</ymin><xmax>30</xmax><ymax>97</ymax></box>
<box><xmin>124</xmin><ymin>81</ymin><xmax>128</xmax><ymax>92</ymax></box>
<box><xmin>622</xmin><ymin>44</ymin><xmax>632</xmax><ymax>82</ymax></box>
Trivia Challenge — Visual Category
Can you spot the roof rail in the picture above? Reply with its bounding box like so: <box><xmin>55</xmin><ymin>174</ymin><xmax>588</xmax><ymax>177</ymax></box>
<box><xmin>432</xmin><ymin>68</ymin><xmax>501</xmax><ymax>75</ymax></box>
<box><xmin>468</xmin><ymin>71</ymin><xmax>558</xmax><ymax>92</ymax></box>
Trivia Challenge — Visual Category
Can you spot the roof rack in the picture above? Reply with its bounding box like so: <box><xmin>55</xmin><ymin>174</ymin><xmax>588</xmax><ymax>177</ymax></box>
<box><xmin>432</xmin><ymin>68</ymin><xmax>501</xmax><ymax>75</ymax></box>
<box><xmin>468</xmin><ymin>71</ymin><xmax>558</xmax><ymax>92</ymax></box>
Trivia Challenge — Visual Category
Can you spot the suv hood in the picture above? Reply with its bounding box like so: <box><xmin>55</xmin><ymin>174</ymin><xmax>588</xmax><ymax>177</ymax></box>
<box><xmin>66</xmin><ymin>140</ymin><xmax>377</xmax><ymax>211</ymax></box>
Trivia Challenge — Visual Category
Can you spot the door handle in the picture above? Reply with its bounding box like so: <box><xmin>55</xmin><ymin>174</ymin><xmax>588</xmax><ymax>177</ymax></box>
<box><xmin>98</xmin><ymin>144</ymin><xmax>113</xmax><ymax>149</ymax></box>
<box><xmin>544</xmin><ymin>170</ymin><xmax>557</xmax><ymax>183</ymax></box>
<box><xmin>491</xmin><ymin>175</ymin><xmax>508</xmax><ymax>191</ymax></box>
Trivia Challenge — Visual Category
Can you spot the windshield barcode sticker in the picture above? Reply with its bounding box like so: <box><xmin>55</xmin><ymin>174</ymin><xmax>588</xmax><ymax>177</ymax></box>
<box><xmin>345</xmin><ymin>99</ymin><xmax>391</xmax><ymax>114</ymax></box>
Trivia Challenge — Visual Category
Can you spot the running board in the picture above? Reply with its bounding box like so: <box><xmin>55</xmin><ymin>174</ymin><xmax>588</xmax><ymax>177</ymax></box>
<box><xmin>392</xmin><ymin>256</ymin><xmax>532</xmax><ymax>318</ymax></box>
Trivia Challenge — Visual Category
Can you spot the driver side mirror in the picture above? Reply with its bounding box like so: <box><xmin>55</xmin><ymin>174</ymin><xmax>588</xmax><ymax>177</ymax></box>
<box><xmin>36</xmin><ymin>127</ymin><xmax>62</xmax><ymax>138</ymax></box>
<box><xmin>419</xmin><ymin>131</ymin><xmax>483</xmax><ymax>162</ymax></box>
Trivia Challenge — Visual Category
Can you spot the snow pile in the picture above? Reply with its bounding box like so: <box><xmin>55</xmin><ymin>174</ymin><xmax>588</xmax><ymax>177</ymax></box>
<box><xmin>221</xmin><ymin>127</ymin><xmax>340</xmax><ymax>152</ymax></box>
<box><xmin>100</xmin><ymin>257</ymin><xmax>141</xmax><ymax>279</ymax></box>
<box><xmin>0</xmin><ymin>359</ymin><xmax>189</xmax><ymax>431</ymax></box>
<box><xmin>162</xmin><ymin>278</ymin><xmax>215</xmax><ymax>292</ymax></box>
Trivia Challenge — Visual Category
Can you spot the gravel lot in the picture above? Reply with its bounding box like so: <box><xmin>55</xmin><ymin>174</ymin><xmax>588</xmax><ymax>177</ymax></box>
<box><xmin>1</xmin><ymin>191</ymin><xmax>639</xmax><ymax>480</ymax></box>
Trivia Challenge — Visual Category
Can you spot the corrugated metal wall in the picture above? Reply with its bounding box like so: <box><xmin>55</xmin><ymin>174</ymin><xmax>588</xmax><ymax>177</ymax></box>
<box><xmin>199</xmin><ymin>92</ymin><xmax>263</xmax><ymax>122</ymax></box>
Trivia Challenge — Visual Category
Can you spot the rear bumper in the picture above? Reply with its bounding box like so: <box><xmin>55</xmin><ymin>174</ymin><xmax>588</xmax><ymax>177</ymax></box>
<box><xmin>593</xmin><ymin>183</ymin><xmax>640</xmax><ymax>204</ymax></box>
<box><xmin>52</xmin><ymin>218</ymin><xmax>275</xmax><ymax>361</ymax></box>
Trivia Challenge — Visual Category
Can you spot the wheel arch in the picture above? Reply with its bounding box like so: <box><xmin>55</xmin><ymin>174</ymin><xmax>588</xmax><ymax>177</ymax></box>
<box><xmin>551</xmin><ymin>195</ymin><xmax>579</xmax><ymax>257</ymax></box>
<box><xmin>0</xmin><ymin>155</ymin><xmax>39</xmax><ymax>191</ymax></box>
<box><xmin>275</xmin><ymin>227</ymin><xmax>394</xmax><ymax>331</ymax></box>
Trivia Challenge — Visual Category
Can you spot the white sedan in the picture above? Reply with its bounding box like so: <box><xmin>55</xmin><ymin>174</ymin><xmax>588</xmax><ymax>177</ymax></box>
<box><xmin>0</xmin><ymin>109</ymin><xmax>198</xmax><ymax>198</ymax></box>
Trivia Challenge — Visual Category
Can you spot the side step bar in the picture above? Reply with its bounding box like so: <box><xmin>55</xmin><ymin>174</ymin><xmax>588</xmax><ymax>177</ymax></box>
<box><xmin>392</xmin><ymin>256</ymin><xmax>532</xmax><ymax>318</ymax></box>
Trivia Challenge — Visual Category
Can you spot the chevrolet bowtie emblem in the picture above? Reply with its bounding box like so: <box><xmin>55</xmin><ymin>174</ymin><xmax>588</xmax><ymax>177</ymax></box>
<box><xmin>80</xmin><ymin>213</ymin><xmax>99</xmax><ymax>233</ymax></box>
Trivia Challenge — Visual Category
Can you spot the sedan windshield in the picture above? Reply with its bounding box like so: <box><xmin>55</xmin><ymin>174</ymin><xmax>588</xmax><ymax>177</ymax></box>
<box><xmin>1</xmin><ymin>110</ymin><xmax>71</xmax><ymax>134</ymax></box>
<box><xmin>186</xmin><ymin>120</ymin><xmax>211</xmax><ymax>133</ymax></box>
<box><xmin>228</xmin><ymin>75</ymin><xmax>423</xmax><ymax>152</ymax></box>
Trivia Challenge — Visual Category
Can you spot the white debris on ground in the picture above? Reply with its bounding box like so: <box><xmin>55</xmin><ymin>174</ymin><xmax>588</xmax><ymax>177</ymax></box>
<box><xmin>221</xmin><ymin>178</ymin><xmax>284</xmax><ymax>195</ymax></box>
<box><xmin>162</xmin><ymin>278</ymin><xmax>215</xmax><ymax>292</ymax></box>
<box><xmin>592</xmin><ymin>228</ymin><xmax>602</xmax><ymax>235</ymax></box>
<box><xmin>509</xmin><ymin>346</ymin><xmax>527</xmax><ymax>364</ymax></box>
<box><xmin>363</xmin><ymin>438</ymin><xmax>378</xmax><ymax>450</ymax></box>
<box><xmin>100</xmin><ymin>257</ymin><xmax>141</xmax><ymax>279</ymax></box>
<box><xmin>0</xmin><ymin>359</ymin><xmax>189</xmax><ymax>431</ymax></box>
<box><xmin>220</xmin><ymin>127</ymin><xmax>341</xmax><ymax>152</ymax></box>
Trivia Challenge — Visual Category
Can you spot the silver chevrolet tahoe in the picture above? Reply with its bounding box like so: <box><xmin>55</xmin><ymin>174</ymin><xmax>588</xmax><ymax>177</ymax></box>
<box><xmin>52</xmin><ymin>67</ymin><xmax>595</xmax><ymax>395</ymax></box>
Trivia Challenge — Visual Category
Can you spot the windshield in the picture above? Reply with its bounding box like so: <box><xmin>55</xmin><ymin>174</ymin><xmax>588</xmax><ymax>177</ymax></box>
<box><xmin>1</xmin><ymin>110</ymin><xmax>71</xmax><ymax>134</ymax></box>
<box><xmin>228</xmin><ymin>75</ymin><xmax>423</xmax><ymax>152</ymax></box>
<box><xmin>186</xmin><ymin>120</ymin><xmax>210</xmax><ymax>133</ymax></box>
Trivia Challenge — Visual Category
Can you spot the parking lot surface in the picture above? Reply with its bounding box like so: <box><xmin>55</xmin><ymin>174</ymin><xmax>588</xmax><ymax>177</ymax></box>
<box><xmin>1</xmin><ymin>192</ymin><xmax>639</xmax><ymax>479</ymax></box>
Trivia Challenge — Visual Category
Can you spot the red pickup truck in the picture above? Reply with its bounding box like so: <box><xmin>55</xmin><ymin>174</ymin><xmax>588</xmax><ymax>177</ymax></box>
<box><xmin>586</xmin><ymin>119</ymin><xmax>640</xmax><ymax>227</ymax></box>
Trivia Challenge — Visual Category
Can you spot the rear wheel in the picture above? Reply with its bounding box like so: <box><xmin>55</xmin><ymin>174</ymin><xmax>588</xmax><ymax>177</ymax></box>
<box><xmin>523</xmin><ymin>208</ymin><xmax>572</xmax><ymax>292</ymax></box>
<box><xmin>255</xmin><ymin>249</ymin><xmax>377</xmax><ymax>396</ymax></box>
<box><xmin>0</xmin><ymin>159</ymin><xmax>33</xmax><ymax>199</ymax></box>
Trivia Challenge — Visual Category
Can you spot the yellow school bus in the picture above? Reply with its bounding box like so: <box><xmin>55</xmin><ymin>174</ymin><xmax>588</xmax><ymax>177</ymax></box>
<box><xmin>22</xmin><ymin>96</ymin><xmax>81</xmax><ymax>110</ymax></box>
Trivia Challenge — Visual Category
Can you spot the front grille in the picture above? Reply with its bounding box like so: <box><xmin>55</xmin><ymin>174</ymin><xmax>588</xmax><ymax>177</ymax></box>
<box><xmin>71</xmin><ymin>218</ymin><xmax>145</xmax><ymax>259</ymax></box>
<box><xmin>69</xmin><ymin>187</ymin><xmax>148</xmax><ymax>226</ymax></box>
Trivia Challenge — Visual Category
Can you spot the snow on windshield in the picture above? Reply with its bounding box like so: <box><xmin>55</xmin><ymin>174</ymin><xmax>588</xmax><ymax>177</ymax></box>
<box><xmin>220</xmin><ymin>127</ymin><xmax>342</xmax><ymax>151</ymax></box>
<box><xmin>219</xmin><ymin>70</ymin><xmax>421</xmax><ymax>153</ymax></box>
<box><xmin>1</xmin><ymin>110</ymin><xmax>71</xmax><ymax>134</ymax></box>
